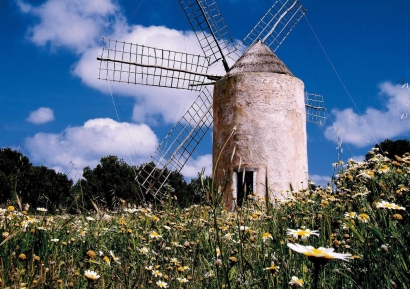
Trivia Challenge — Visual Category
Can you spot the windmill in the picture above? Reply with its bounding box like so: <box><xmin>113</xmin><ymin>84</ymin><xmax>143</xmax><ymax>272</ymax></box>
<box><xmin>97</xmin><ymin>0</ymin><xmax>326</xmax><ymax>205</ymax></box>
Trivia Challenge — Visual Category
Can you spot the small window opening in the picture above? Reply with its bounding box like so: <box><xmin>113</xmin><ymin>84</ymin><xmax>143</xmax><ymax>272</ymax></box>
<box><xmin>236</xmin><ymin>170</ymin><xmax>254</xmax><ymax>206</ymax></box>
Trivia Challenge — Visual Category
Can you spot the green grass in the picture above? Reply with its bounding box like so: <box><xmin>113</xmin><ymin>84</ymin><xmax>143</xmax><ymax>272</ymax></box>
<box><xmin>0</xmin><ymin>150</ymin><xmax>409</xmax><ymax>288</ymax></box>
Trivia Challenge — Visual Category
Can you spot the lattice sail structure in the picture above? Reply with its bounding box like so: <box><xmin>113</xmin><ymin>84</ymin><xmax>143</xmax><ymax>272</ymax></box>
<box><xmin>97</xmin><ymin>38</ymin><xmax>214</xmax><ymax>91</ymax></box>
<box><xmin>305</xmin><ymin>92</ymin><xmax>326</xmax><ymax>125</ymax></box>
<box><xmin>97</xmin><ymin>0</ymin><xmax>326</xmax><ymax>200</ymax></box>
<box><xmin>137</xmin><ymin>87</ymin><xmax>213</xmax><ymax>199</ymax></box>
<box><xmin>242</xmin><ymin>0</ymin><xmax>306</xmax><ymax>52</ymax></box>
<box><xmin>179</xmin><ymin>0</ymin><xmax>242</xmax><ymax>70</ymax></box>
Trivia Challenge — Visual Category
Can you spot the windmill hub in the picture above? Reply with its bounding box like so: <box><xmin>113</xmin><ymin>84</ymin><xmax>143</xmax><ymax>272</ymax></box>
<box><xmin>213</xmin><ymin>41</ymin><xmax>308</xmax><ymax>209</ymax></box>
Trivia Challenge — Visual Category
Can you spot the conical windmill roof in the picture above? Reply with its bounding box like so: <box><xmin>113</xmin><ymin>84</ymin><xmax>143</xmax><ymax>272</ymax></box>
<box><xmin>227</xmin><ymin>40</ymin><xmax>293</xmax><ymax>76</ymax></box>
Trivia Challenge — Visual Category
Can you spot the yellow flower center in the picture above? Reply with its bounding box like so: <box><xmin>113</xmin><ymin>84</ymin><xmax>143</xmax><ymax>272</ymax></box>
<box><xmin>298</xmin><ymin>230</ymin><xmax>310</xmax><ymax>236</ymax></box>
<box><xmin>310</xmin><ymin>248</ymin><xmax>324</xmax><ymax>255</ymax></box>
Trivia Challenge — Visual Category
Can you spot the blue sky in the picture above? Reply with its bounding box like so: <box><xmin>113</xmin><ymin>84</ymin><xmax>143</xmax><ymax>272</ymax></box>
<box><xmin>1</xmin><ymin>0</ymin><xmax>410</xmax><ymax>185</ymax></box>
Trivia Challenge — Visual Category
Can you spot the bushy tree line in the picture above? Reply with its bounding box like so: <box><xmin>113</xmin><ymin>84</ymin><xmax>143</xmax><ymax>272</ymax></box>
<box><xmin>3</xmin><ymin>138</ymin><xmax>408</xmax><ymax>213</ymax></box>
<box><xmin>365</xmin><ymin>138</ymin><xmax>410</xmax><ymax>160</ymax></box>
<box><xmin>0</xmin><ymin>148</ymin><xmax>73</xmax><ymax>212</ymax></box>
<box><xmin>0</xmin><ymin>148</ymin><xmax>209</xmax><ymax>213</ymax></box>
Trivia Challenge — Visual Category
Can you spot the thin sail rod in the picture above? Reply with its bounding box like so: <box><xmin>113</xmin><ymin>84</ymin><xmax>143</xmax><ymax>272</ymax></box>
<box><xmin>262</xmin><ymin>0</ymin><xmax>298</xmax><ymax>42</ymax></box>
<box><xmin>195</xmin><ymin>0</ymin><xmax>230</xmax><ymax>72</ymax></box>
<box><xmin>97</xmin><ymin>57</ymin><xmax>222</xmax><ymax>81</ymax></box>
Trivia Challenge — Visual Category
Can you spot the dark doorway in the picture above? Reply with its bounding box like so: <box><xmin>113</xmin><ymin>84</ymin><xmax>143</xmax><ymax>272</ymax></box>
<box><xmin>236</xmin><ymin>171</ymin><xmax>254</xmax><ymax>206</ymax></box>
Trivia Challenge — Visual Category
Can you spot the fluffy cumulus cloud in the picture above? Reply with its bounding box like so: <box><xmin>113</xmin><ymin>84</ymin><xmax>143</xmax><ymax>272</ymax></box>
<box><xmin>18</xmin><ymin>0</ymin><xmax>217</xmax><ymax>126</ymax></box>
<box><xmin>26</xmin><ymin>107</ymin><xmax>55</xmax><ymax>124</ymax></box>
<box><xmin>181</xmin><ymin>154</ymin><xmax>212</xmax><ymax>179</ymax></box>
<box><xmin>17</xmin><ymin>0</ymin><xmax>123</xmax><ymax>53</ymax></box>
<box><xmin>325</xmin><ymin>82</ymin><xmax>410</xmax><ymax>147</ymax></box>
<box><xmin>18</xmin><ymin>0</ymin><xmax>217</xmax><ymax>179</ymax></box>
<box><xmin>72</xmin><ymin>25</ymin><xmax>216</xmax><ymax>125</ymax></box>
<box><xmin>25</xmin><ymin>118</ymin><xmax>158</xmax><ymax>179</ymax></box>
<box><xmin>74</xmin><ymin>46</ymin><xmax>201</xmax><ymax>126</ymax></box>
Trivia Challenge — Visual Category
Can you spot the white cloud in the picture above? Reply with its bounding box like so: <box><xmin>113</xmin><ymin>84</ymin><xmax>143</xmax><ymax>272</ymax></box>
<box><xmin>325</xmin><ymin>82</ymin><xmax>410</xmax><ymax>147</ymax></box>
<box><xmin>72</xmin><ymin>24</ymin><xmax>214</xmax><ymax>92</ymax></box>
<box><xmin>19</xmin><ymin>0</ymin><xmax>220</xmax><ymax>179</ymax></box>
<box><xmin>25</xmin><ymin>118</ymin><xmax>158</xmax><ymax>179</ymax></box>
<box><xmin>19</xmin><ymin>0</ymin><xmax>223</xmax><ymax>126</ymax></box>
<box><xmin>73</xmin><ymin>46</ymin><xmax>200</xmax><ymax>125</ymax></box>
<box><xmin>181</xmin><ymin>154</ymin><xmax>212</xmax><ymax>179</ymax></box>
<box><xmin>72</xmin><ymin>25</ymin><xmax>217</xmax><ymax>125</ymax></box>
<box><xmin>26</xmin><ymin>107</ymin><xmax>55</xmax><ymax>124</ymax></box>
<box><xmin>17</xmin><ymin>0</ymin><xmax>123</xmax><ymax>54</ymax></box>
<box><xmin>309</xmin><ymin>174</ymin><xmax>332</xmax><ymax>187</ymax></box>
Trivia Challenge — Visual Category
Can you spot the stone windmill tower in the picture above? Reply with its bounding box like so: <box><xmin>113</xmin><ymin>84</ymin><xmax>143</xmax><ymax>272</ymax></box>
<box><xmin>97</xmin><ymin>0</ymin><xmax>326</xmax><ymax>207</ymax></box>
<box><xmin>213</xmin><ymin>40</ymin><xmax>308</xmax><ymax>209</ymax></box>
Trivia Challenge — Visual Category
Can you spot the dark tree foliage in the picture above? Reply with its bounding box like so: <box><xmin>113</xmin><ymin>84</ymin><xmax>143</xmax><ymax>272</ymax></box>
<box><xmin>167</xmin><ymin>170</ymin><xmax>191</xmax><ymax>207</ymax></box>
<box><xmin>73</xmin><ymin>155</ymin><xmax>140</xmax><ymax>211</ymax></box>
<box><xmin>134</xmin><ymin>162</ymin><xmax>207</xmax><ymax>208</ymax></box>
<box><xmin>135</xmin><ymin>164</ymin><xmax>211</xmax><ymax>208</ymax></box>
<box><xmin>0</xmin><ymin>148</ymin><xmax>31</xmax><ymax>203</ymax></box>
<box><xmin>185</xmin><ymin>173</ymin><xmax>212</xmax><ymax>205</ymax></box>
<box><xmin>1</xmin><ymin>147</ymin><xmax>210</xmax><ymax>212</ymax></box>
<box><xmin>74</xmin><ymin>157</ymin><xmax>204</xmax><ymax>210</ymax></box>
<box><xmin>0</xmin><ymin>148</ymin><xmax>72</xmax><ymax>212</ymax></box>
<box><xmin>0</xmin><ymin>148</ymin><xmax>31</xmax><ymax>174</ymax></box>
<box><xmin>365</xmin><ymin>139</ymin><xmax>410</xmax><ymax>160</ymax></box>
<box><xmin>134</xmin><ymin>161</ymin><xmax>168</xmax><ymax>204</ymax></box>
<box><xmin>24</xmin><ymin>166</ymin><xmax>73</xmax><ymax>211</ymax></box>
<box><xmin>0</xmin><ymin>171</ymin><xmax>12</xmax><ymax>202</ymax></box>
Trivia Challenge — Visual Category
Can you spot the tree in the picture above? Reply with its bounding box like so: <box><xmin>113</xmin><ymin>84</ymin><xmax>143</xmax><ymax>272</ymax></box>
<box><xmin>0</xmin><ymin>171</ymin><xmax>11</xmax><ymax>202</ymax></box>
<box><xmin>134</xmin><ymin>162</ymin><xmax>210</xmax><ymax>208</ymax></box>
<box><xmin>167</xmin><ymin>170</ymin><xmax>190</xmax><ymax>207</ymax></box>
<box><xmin>133</xmin><ymin>162</ymin><xmax>189</xmax><ymax>206</ymax></box>
<box><xmin>0</xmin><ymin>148</ymin><xmax>32</xmax><ymax>204</ymax></box>
<box><xmin>365</xmin><ymin>139</ymin><xmax>410</xmax><ymax>160</ymax></box>
<box><xmin>23</xmin><ymin>165</ymin><xmax>73</xmax><ymax>212</ymax></box>
<box><xmin>0</xmin><ymin>148</ymin><xmax>209</xmax><ymax>211</ymax></box>
<box><xmin>0</xmin><ymin>148</ymin><xmax>72</xmax><ymax>212</ymax></box>
<box><xmin>75</xmin><ymin>155</ymin><xmax>140</xmax><ymax>210</ymax></box>
<box><xmin>186</xmin><ymin>173</ymin><xmax>212</xmax><ymax>205</ymax></box>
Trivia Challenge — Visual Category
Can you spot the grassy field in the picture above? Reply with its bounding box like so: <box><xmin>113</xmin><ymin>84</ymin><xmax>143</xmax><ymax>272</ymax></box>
<box><xmin>0</xmin><ymin>149</ymin><xmax>409</xmax><ymax>288</ymax></box>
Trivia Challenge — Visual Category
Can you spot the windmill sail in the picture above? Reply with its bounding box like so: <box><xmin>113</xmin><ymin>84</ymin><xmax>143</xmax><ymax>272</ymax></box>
<box><xmin>97</xmin><ymin>38</ymin><xmax>214</xmax><ymax>91</ymax></box>
<box><xmin>179</xmin><ymin>0</ymin><xmax>242</xmax><ymax>70</ymax></box>
<box><xmin>305</xmin><ymin>92</ymin><xmax>326</xmax><ymax>125</ymax></box>
<box><xmin>242</xmin><ymin>0</ymin><xmax>306</xmax><ymax>52</ymax></box>
<box><xmin>137</xmin><ymin>87</ymin><xmax>213</xmax><ymax>198</ymax></box>
<box><xmin>97</xmin><ymin>0</ymin><xmax>325</xmax><ymax>201</ymax></box>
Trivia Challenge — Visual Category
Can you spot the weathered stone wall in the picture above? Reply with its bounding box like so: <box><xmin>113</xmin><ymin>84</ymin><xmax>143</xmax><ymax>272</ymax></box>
<box><xmin>213</xmin><ymin>72</ymin><xmax>308</xmax><ymax>210</ymax></box>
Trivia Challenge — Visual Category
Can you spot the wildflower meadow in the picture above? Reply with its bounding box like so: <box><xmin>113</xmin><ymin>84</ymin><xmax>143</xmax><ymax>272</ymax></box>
<box><xmin>0</xmin><ymin>149</ymin><xmax>409</xmax><ymax>288</ymax></box>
